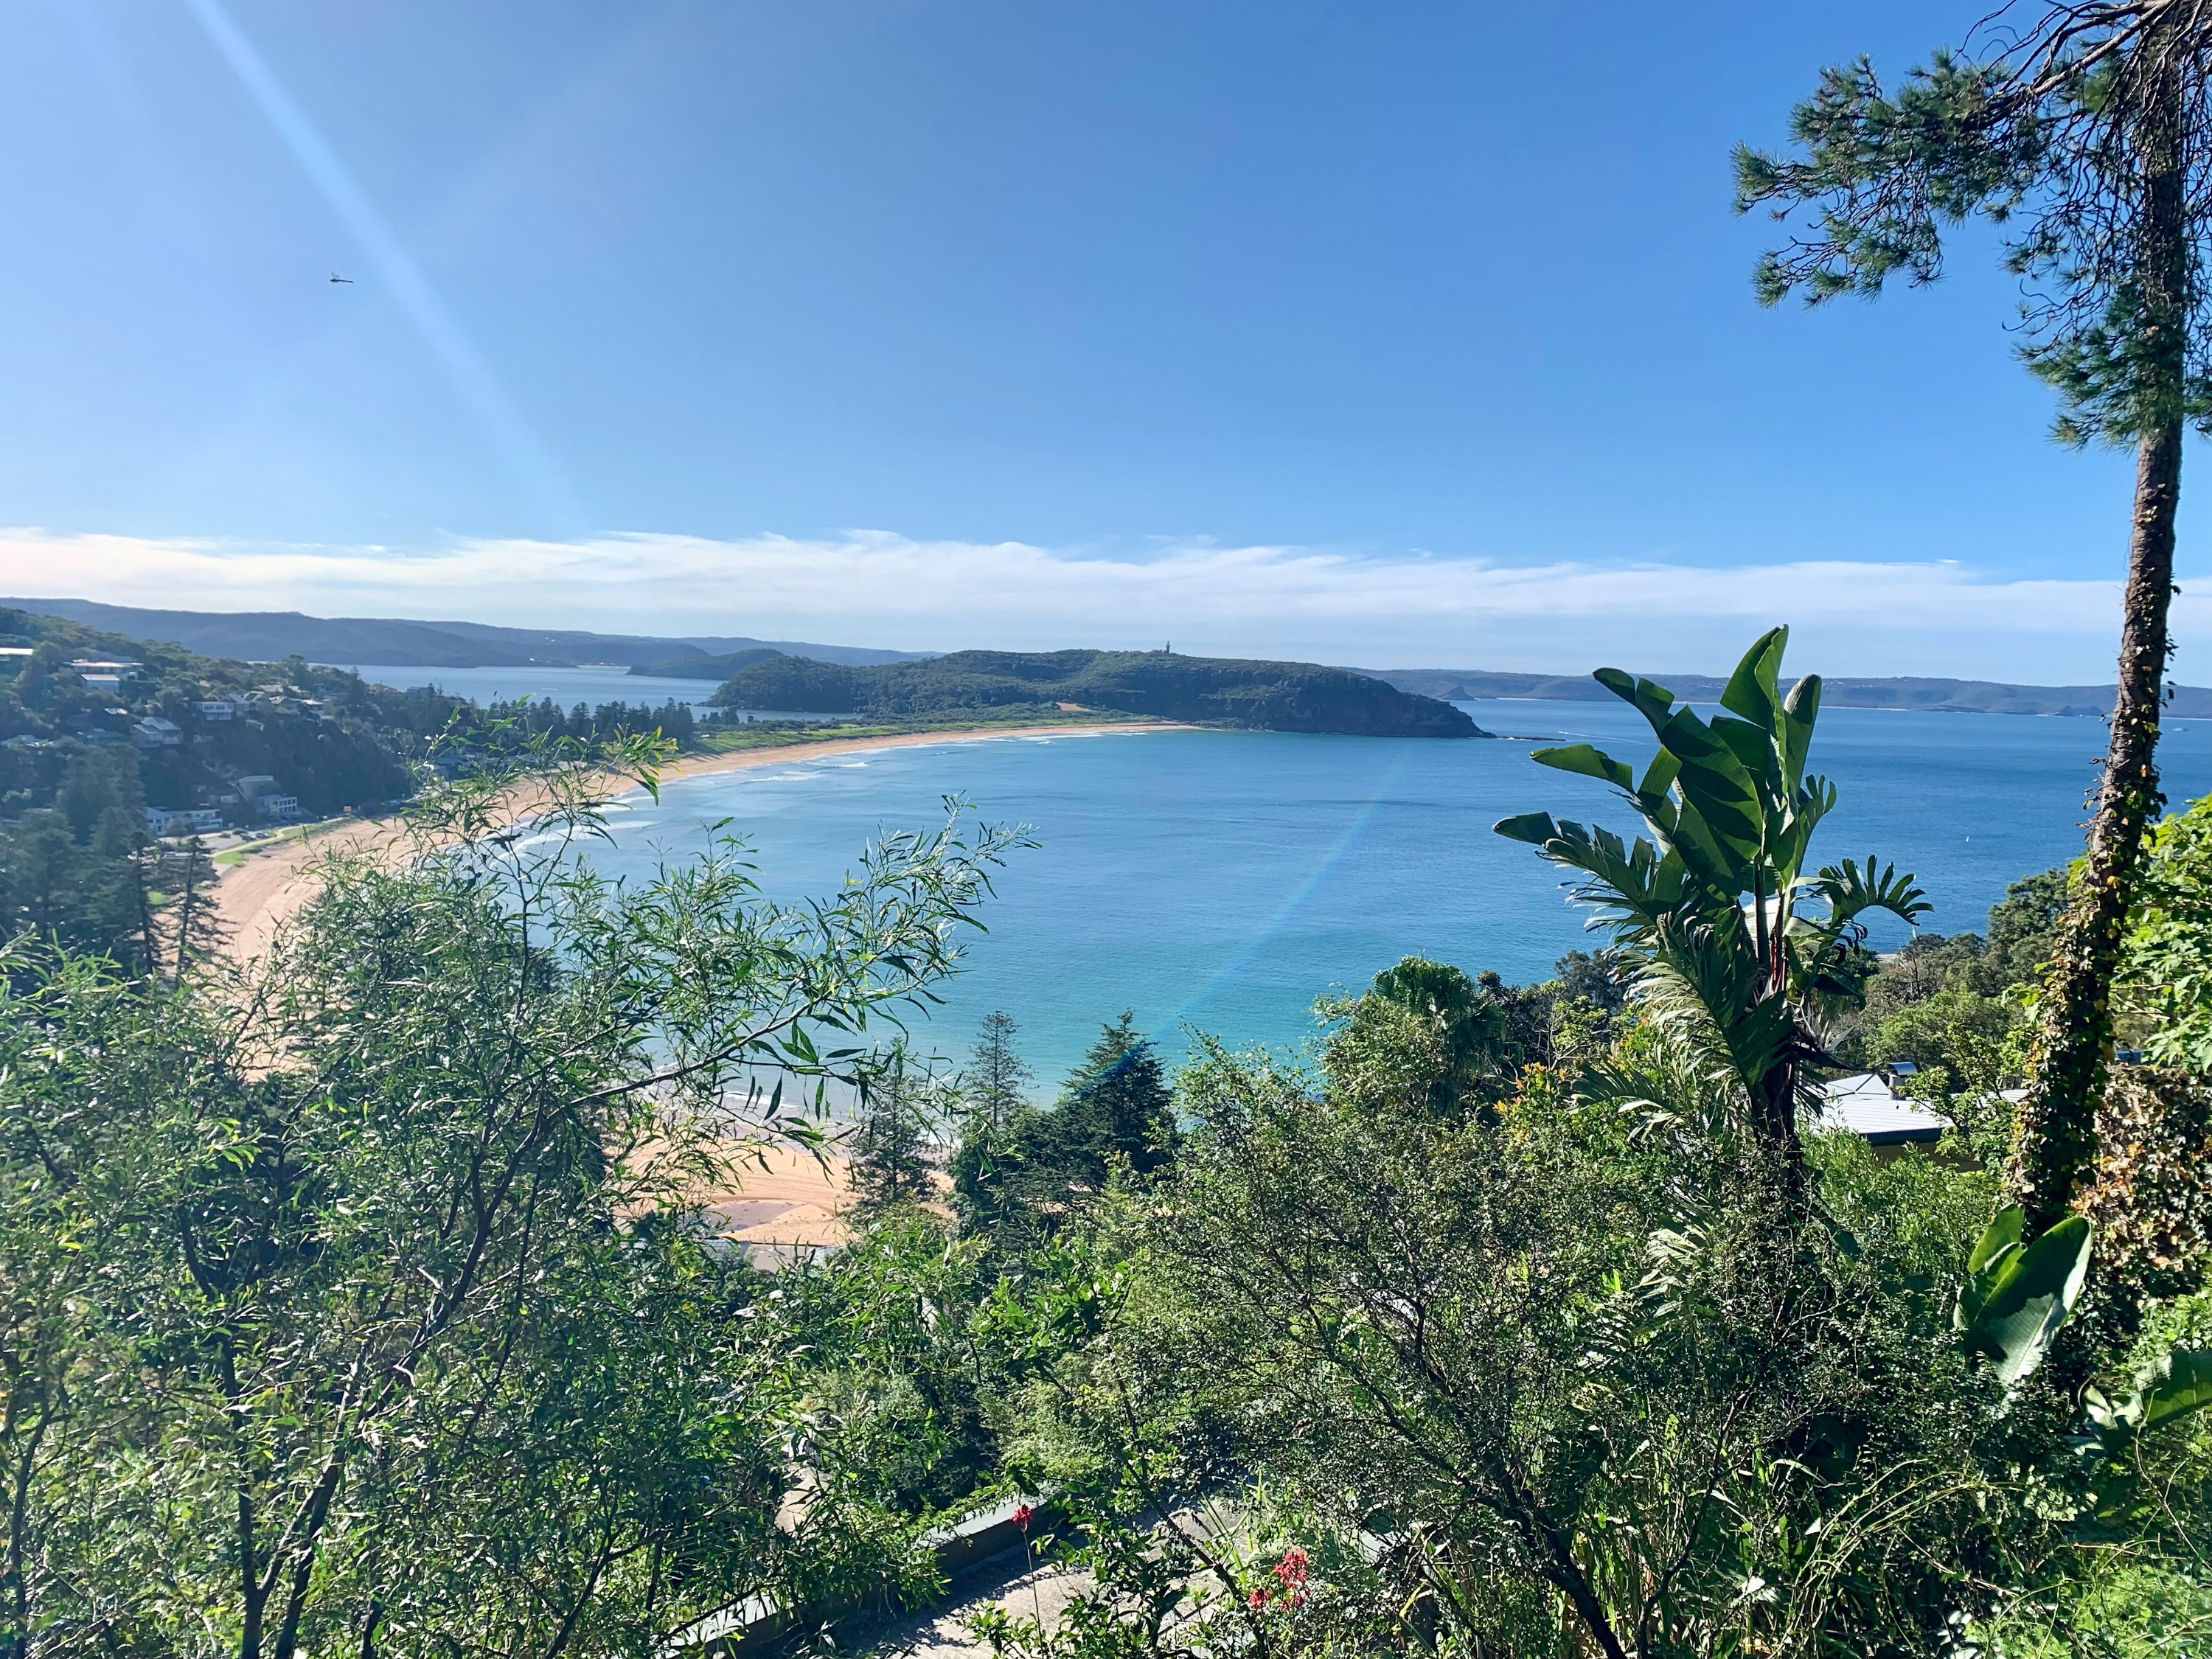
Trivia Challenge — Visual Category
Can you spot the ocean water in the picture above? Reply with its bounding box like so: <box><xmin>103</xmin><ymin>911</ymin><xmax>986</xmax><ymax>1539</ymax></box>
<box><xmin>338</xmin><ymin>663</ymin><xmax>722</xmax><ymax>712</ymax></box>
<box><xmin>571</xmin><ymin>701</ymin><xmax>2212</xmax><ymax>1085</ymax></box>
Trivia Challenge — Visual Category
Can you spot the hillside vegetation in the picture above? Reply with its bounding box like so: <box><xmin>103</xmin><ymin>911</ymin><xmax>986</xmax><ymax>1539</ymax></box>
<box><xmin>1</xmin><ymin>597</ymin><xmax>926</xmax><ymax>670</ymax></box>
<box><xmin>713</xmin><ymin>648</ymin><xmax>1488</xmax><ymax>737</ymax></box>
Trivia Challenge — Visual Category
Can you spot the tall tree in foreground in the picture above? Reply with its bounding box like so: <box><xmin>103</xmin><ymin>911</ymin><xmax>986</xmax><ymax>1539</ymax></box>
<box><xmin>1736</xmin><ymin>4</ymin><xmax>2212</xmax><ymax>1231</ymax></box>
<box><xmin>0</xmin><ymin>732</ymin><xmax>1021</xmax><ymax>1659</ymax></box>
<box><xmin>1497</xmin><ymin>628</ymin><xmax>1928</xmax><ymax>1189</ymax></box>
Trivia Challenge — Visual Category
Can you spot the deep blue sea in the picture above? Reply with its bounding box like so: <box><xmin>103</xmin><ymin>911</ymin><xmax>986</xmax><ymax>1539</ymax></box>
<box><xmin>563</xmin><ymin>701</ymin><xmax>2212</xmax><ymax>1085</ymax></box>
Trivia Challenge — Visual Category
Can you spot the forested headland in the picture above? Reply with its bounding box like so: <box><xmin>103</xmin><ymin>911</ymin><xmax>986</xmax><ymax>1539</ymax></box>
<box><xmin>710</xmin><ymin>648</ymin><xmax>1487</xmax><ymax>737</ymax></box>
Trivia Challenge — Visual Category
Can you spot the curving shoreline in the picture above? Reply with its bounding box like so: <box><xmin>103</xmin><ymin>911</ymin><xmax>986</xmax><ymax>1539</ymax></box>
<box><xmin>211</xmin><ymin>720</ymin><xmax>1187</xmax><ymax>961</ymax></box>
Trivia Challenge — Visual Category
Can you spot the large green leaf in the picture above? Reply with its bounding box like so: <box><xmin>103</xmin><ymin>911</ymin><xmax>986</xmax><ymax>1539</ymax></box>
<box><xmin>1778</xmin><ymin>674</ymin><xmax>1821</xmax><ymax>790</ymax></box>
<box><xmin>1709</xmin><ymin>714</ymin><xmax>1778</xmax><ymax>784</ymax></box>
<box><xmin>1955</xmin><ymin>1206</ymin><xmax>2025</xmax><ymax>1333</ymax></box>
<box><xmin>1967</xmin><ymin>1206</ymin><xmax>2025</xmax><ymax>1276</ymax></box>
<box><xmin>1958</xmin><ymin>1214</ymin><xmax>2091</xmax><ymax>1388</ymax></box>
<box><xmin>2140</xmin><ymin>1349</ymin><xmax>2212</xmax><ymax>1434</ymax></box>
<box><xmin>1719</xmin><ymin>626</ymin><xmax>1789</xmax><ymax>732</ymax></box>
<box><xmin>2083</xmin><ymin>1348</ymin><xmax>2212</xmax><ymax>1458</ymax></box>
<box><xmin>1493</xmin><ymin>813</ymin><xmax>1559</xmax><ymax>846</ymax></box>
<box><xmin>1530</xmin><ymin>743</ymin><xmax>1635</xmax><ymax>790</ymax></box>
<box><xmin>1635</xmin><ymin>748</ymin><xmax>1682</xmax><ymax>801</ymax></box>
<box><xmin>1594</xmin><ymin>667</ymin><xmax>1680</xmax><ymax>731</ymax></box>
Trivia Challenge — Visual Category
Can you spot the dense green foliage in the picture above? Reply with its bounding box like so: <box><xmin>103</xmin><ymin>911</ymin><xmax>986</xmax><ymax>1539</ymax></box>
<box><xmin>712</xmin><ymin>649</ymin><xmax>1486</xmax><ymax>737</ymax></box>
<box><xmin>631</xmin><ymin>647</ymin><xmax>782</xmax><ymax>681</ymax></box>
<box><xmin>0</xmin><ymin>606</ymin><xmax>717</xmax><ymax>974</ymax></box>
<box><xmin>0</xmin><ymin>741</ymin><xmax>1021</xmax><ymax>1659</ymax></box>
<box><xmin>5</xmin><ymin>637</ymin><xmax>2212</xmax><ymax>1659</ymax></box>
<box><xmin>952</xmin><ymin>1012</ymin><xmax>1177</xmax><ymax>1245</ymax></box>
<box><xmin>1498</xmin><ymin>628</ymin><xmax>1930</xmax><ymax>1179</ymax></box>
<box><xmin>0</xmin><ymin>608</ymin><xmax>416</xmax><ymax>819</ymax></box>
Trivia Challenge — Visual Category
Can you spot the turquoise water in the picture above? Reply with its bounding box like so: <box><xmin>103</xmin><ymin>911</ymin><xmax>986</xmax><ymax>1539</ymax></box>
<box><xmin>576</xmin><ymin>702</ymin><xmax>2212</xmax><ymax>1083</ymax></box>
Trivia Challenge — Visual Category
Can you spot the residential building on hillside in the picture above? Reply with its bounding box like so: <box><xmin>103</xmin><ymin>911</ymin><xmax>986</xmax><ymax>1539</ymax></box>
<box><xmin>146</xmin><ymin>806</ymin><xmax>223</xmax><ymax>835</ymax></box>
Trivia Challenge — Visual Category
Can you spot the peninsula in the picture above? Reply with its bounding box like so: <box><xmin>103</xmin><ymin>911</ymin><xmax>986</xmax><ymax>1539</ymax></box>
<box><xmin>712</xmin><ymin>648</ymin><xmax>1487</xmax><ymax>737</ymax></box>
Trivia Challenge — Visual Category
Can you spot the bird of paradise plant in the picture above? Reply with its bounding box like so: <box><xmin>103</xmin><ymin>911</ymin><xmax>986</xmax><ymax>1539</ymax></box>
<box><xmin>1495</xmin><ymin>627</ymin><xmax>1929</xmax><ymax>1180</ymax></box>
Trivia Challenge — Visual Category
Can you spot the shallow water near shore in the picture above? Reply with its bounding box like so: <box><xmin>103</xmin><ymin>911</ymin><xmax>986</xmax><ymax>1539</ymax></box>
<box><xmin>576</xmin><ymin>701</ymin><xmax>2212</xmax><ymax>1083</ymax></box>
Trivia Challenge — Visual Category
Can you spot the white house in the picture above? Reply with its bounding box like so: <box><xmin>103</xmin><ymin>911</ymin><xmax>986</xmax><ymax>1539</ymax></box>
<box><xmin>1815</xmin><ymin>1073</ymin><xmax>1950</xmax><ymax>1147</ymax></box>
<box><xmin>145</xmin><ymin>806</ymin><xmax>223</xmax><ymax>835</ymax></box>
<box><xmin>130</xmin><ymin>716</ymin><xmax>183</xmax><ymax>748</ymax></box>
<box><xmin>196</xmin><ymin>699</ymin><xmax>237</xmax><ymax>720</ymax></box>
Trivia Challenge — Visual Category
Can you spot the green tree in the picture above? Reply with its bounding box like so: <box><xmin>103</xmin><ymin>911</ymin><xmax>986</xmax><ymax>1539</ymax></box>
<box><xmin>54</xmin><ymin>748</ymin><xmax>142</xmax><ymax>846</ymax></box>
<box><xmin>0</xmin><ymin>734</ymin><xmax>1020</xmax><ymax>1659</ymax></box>
<box><xmin>1986</xmin><ymin>865</ymin><xmax>2070</xmax><ymax>992</ymax></box>
<box><xmin>1736</xmin><ymin>3</ymin><xmax>2212</xmax><ymax>1231</ymax></box>
<box><xmin>0</xmin><ymin>813</ymin><xmax>152</xmax><ymax>973</ymax></box>
<box><xmin>1496</xmin><ymin>627</ymin><xmax>1928</xmax><ymax>1185</ymax></box>
<box><xmin>964</xmin><ymin>1010</ymin><xmax>1032</xmax><ymax>1135</ymax></box>
<box><xmin>1322</xmin><ymin>956</ymin><xmax>1508</xmax><ymax>1119</ymax></box>
<box><xmin>955</xmin><ymin>1013</ymin><xmax>1175</xmax><ymax>1242</ymax></box>
<box><xmin>994</xmin><ymin>1037</ymin><xmax>2023</xmax><ymax>1659</ymax></box>
<box><xmin>947</xmin><ymin>1012</ymin><xmax>1034</xmax><ymax>1237</ymax></box>
<box><xmin>1035</xmin><ymin>1012</ymin><xmax>1176</xmax><ymax>1187</ymax></box>
<box><xmin>849</xmin><ymin>1055</ymin><xmax>944</xmax><ymax>1219</ymax></box>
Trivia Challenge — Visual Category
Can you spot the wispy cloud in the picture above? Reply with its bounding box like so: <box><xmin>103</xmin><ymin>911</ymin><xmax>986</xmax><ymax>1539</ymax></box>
<box><xmin>1</xmin><ymin>526</ymin><xmax>2199</xmax><ymax>683</ymax></box>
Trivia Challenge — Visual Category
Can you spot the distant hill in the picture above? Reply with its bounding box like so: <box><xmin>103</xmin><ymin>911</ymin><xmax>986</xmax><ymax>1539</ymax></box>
<box><xmin>1</xmin><ymin>599</ymin><xmax>928</xmax><ymax>671</ymax></box>
<box><xmin>627</xmin><ymin>647</ymin><xmax>784</xmax><ymax>680</ymax></box>
<box><xmin>1369</xmin><ymin>666</ymin><xmax>2212</xmax><ymax>719</ymax></box>
<box><xmin>715</xmin><ymin>650</ymin><xmax>1486</xmax><ymax>737</ymax></box>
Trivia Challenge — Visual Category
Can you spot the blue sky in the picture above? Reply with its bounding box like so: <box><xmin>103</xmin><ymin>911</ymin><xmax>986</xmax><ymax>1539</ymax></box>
<box><xmin>0</xmin><ymin>0</ymin><xmax>2201</xmax><ymax>679</ymax></box>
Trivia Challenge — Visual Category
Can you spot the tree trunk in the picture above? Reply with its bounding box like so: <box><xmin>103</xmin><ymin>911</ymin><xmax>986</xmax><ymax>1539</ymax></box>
<box><xmin>2010</xmin><ymin>58</ymin><xmax>2188</xmax><ymax>1236</ymax></box>
<box><xmin>2011</xmin><ymin>421</ymin><xmax>2180</xmax><ymax>1233</ymax></box>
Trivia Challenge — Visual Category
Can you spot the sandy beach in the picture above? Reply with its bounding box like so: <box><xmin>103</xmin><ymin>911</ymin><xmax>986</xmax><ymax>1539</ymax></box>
<box><xmin>204</xmin><ymin>720</ymin><xmax>1172</xmax><ymax>1243</ymax></box>
<box><xmin>210</xmin><ymin>719</ymin><xmax>1172</xmax><ymax>959</ymax></box>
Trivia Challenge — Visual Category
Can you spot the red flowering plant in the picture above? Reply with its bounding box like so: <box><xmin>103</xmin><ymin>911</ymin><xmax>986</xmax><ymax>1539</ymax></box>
<box><xmin>1245</xmin><ymin>1545</ymin><xmax>1312</xmax><ymax>1614</ymax></box>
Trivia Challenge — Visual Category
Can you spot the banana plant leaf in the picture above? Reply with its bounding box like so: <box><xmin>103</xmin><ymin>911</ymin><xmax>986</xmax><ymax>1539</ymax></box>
<box><xmin>1955</xmin><ymin>1211</ymin><xmax>2091</xmax><ymax>1388</ymax></box>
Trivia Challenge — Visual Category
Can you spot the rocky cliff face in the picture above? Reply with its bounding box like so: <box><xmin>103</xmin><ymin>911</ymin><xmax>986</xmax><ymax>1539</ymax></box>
<box><xmin>714</xmin><ymin>649</ymin><xmax>1489</xmax><ymax>737</ymax></box>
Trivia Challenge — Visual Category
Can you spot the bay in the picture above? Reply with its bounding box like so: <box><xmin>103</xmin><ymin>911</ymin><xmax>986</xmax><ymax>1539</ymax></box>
<box><xmin>336</xmin><ymin>662</ymin><xmax>723</xmax><ymax>712</ymax></box>
<box><xmin>574</xmin><ymin>701</ymin><xmax>2212</xmax><ymax>1084</ymax></box>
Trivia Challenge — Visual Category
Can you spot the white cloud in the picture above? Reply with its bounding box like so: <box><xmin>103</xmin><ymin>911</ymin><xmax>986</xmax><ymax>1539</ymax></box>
<box><xmin>2</xmin><ymin>525</ymin><xmax>2202</xmax><ymax>683</ymax></box>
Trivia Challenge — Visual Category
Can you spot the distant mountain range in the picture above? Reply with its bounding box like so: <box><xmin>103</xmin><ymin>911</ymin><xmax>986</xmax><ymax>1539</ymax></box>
<box><xmin>1368</xmin><ymin>667</ymin><xmax>2212</xmax><ymax>720</ymax></box>
<box><xmin>0</xmin><ymin>599</ymin><xmax>928</xmax><ymax>670</ymax></box>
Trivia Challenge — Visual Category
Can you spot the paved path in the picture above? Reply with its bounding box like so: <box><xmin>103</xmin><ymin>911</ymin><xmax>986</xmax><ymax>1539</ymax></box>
<box><xmin>840</xmin><ymin>1553</ymin><xmax>1095</xmax><ymax>1659</ymax></box>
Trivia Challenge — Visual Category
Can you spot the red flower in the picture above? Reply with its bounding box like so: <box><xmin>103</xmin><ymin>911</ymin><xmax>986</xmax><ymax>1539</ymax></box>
<box><xmin>1272</xmin><ymin>1547</ymin><xmax>1311</xmax><ymax>1587</ymax></box>
<box><xmin>1012</xmin><ymin>1503</ymin><xmax>1034</xmax><ymax>1531</ymax></box>
<box><xmin>1248</xmin><ymin>1588</ymin><xmax>1270</xmax><ymax>1608</ymax></box>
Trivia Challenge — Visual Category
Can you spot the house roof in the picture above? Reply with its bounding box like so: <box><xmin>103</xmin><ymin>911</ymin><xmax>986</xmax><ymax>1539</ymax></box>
<box><xmin>1815</xmin><ymin>1073</ymin><xmax>1949</xmax><ymax>1146</ymax></box>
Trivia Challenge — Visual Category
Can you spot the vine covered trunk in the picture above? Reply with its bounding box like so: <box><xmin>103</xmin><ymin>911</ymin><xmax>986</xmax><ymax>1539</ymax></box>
<box><xmin>2011</xmin><ymin>55</ymin><xmax>2189</xmax><ymax>1233</ymax></box>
